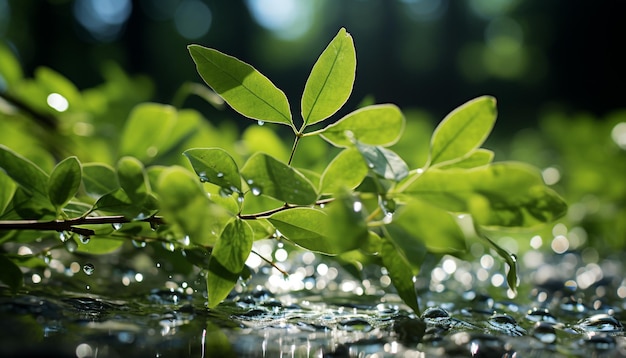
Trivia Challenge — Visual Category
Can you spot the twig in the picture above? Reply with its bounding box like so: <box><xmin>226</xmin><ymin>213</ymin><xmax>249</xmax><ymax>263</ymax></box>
<box><xmin>0</xmin><ymin>215</ymin><xmax>165</xmax><ymax>236</ymax></box>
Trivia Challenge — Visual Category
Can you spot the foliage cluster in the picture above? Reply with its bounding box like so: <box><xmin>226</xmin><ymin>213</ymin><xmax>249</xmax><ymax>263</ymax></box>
<box><xmin>0</xmin><ymin>28</ymin><xmax>566</xmax><ymax>314</ymax></box>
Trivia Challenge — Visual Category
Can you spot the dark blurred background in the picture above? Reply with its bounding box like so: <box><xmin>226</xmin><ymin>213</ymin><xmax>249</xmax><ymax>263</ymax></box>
<box><xmin>1</xmin><ymin>0</ymin><xmax>625</xmax><ymax>136</ymax></box>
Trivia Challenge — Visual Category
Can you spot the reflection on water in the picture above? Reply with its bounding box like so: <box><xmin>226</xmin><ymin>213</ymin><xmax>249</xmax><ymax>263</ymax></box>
<box><xmin>1</xmin><ymin>240</ymin><xmax>626</xmax><ymax>357</ymax></box>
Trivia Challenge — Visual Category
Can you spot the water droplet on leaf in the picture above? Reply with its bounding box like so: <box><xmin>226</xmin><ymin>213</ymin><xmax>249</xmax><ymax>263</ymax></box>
<box><xmin>251</xmin><ymin>187</ymin><xmax>262</xmax><ymax>196</ymax></box>
<box><xmin>112</xmin><ymin>223</ymin><xmax>123</xmax><ymax>230</ymax></box>
<box><xmin>162</xmin><ymin>242</ymin><xmax>175</xmax><ymax>252</ymax></box>
<box><xmin>83</xmin><ymin>263</ymin><xmax>95</xmax><ymax>275</ymax></box>
<box><xmin>79</xmin><ymin>235</ymin><xmax>90</xmax><ymax>244</ymax></box>
<box><xmin>64</xmin><ymin>239</ymin><xmax>78</xmax><ymax>252</ymax></box>
<box><xmin>257</xmin><ymin>120</ymin><xmax>265</xmax><ymax>126</ymax></box>
<box><xmin>132</xmin><ymin>240</ymin><xmax>147</xmax><ymax>248</ymax></box>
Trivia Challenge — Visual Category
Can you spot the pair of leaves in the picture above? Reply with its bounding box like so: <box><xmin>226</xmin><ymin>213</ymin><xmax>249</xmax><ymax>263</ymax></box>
<box><xmin>184</xmin><ymin>149</ymin><xmax>318</xmax><ymax>205</ymax></box>
<box><xmin>0</xmin><ymin>145</ymin><xmax>81</xmax><ymax>218</ymax></box>
<box><xmin>188</xmin><ymin>28</ymin><xmax>356</xmax><ymax>129</ymax></box>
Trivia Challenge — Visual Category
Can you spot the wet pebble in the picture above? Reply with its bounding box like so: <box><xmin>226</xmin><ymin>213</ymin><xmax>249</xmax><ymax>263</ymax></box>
<box><xmin>576</xmin><ymin>313</ymin><xmax>624</xmax><ymax>334</ymax></box>
<box><xmin>486</xmin><ymin>313</ymin><xmax>527</xmax><ymax>337</ymax></box>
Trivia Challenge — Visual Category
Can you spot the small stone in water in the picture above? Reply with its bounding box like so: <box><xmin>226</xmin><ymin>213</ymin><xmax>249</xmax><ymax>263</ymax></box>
<box><xmin>83</xmin><ymin>263</ymin><xmax>95</xmax><ymax>275</ymax></box>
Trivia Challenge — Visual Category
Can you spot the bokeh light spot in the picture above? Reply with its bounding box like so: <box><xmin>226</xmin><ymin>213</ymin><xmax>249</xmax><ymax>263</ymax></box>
<box><xmin>174</xmin><ymin>0</ymin><xmax>212</xmax><ymax>39</ymax></box>
<box><xmin>611</xmin><ymin>122</ymin><xmax>626</xmax><ymax>149</ymax></box>
<box><xmin>245</xmin><ymin>0</ymin><xmax>315</xmax><ymax>40</ymax></box>
<box><xmin>47</xmin><ymin>93</ymin><xmax>69</xmax><ymax>112</ymax></box>
<box><xmin>73</xmin><ymin>0</ymin><xmax>132</xmax><ymax>42</ymax></box>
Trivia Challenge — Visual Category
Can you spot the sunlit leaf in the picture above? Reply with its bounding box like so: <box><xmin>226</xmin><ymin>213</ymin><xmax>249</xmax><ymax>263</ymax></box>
<box><xmin>319</xmin><ymin>148</ymin><xmax>368</xmax><ymax>194</ymax></box>
<box><xmin>429</xmin><ymin>96</ymin><xmax>497</xmax><ymax>166</ymax></box>
<box><xmin>478</xmin><ymin>231</ymin><xmax>519</xmax><ymax>293</ymax></box>
<box><xmin>48</xmin><ymin>156</ymin><xmax>82</xmax><ymax>210</ymax></box>
<box><xmin>157</xmin><ymin>167</ymin><xmax>231</xmax><ymax>246</ymax></box>
<box><xmin>117</xmin><ymin>156</ymin><xmax>149</xmax><ymax>204</ymax></box>
<box><xmin>380</xmin><ymin>238</ymin><xmax>421</xmax><ymax>315</ymax></box>
<box><xmin>318</xmin><ymin>104</ymin><xmax>404</xmax><ymax>147</ymax></box>
<box><xmin>398</xmin><ymin>162</ymin><xmax>567</xmax><ymax>227</ymax></box>
<box><xmin>0</xmin><ymin>171</ymin><xmax>17</xmax><ymax>216</ymax></box>
<box><xmin>356</xmin><ymin>142</ymin><xmax>409</xmax><ymax>181</ymax></box>
<box><xmin>268</xmin><ymin>207</ymin><xmax>335</xmax><ymax>254</ymax></box>
<box><xmin>392</xmin><ymin>199</ymin><xmax>466</xmax><ymax>253</ymax></box>
<box><xmin>188</xmin><ymin>45</ymin><xmax>292</xmax><ymax>125</ymax></box>
<box><xmin>436</xmin><ymin>148</ymin><xmax>494</xmax><ymax>169</ymax></box>
<box><xmin>82</xmin><ymin>163</ymin><xmax>119</xmax><ymax>198</ymax></box>
<box><xmin>183</xmin><ymin>148</ymin><xmax>242</xmax><ymax>194</ymax></box>
<box><xmin>0</xmin><ymin>145</ymin><xmax>50</xmax><ymax>200</ymax></box>
<box><xmin>92</xmin><ymin>189</ymin><xmax>153</xmax><ymax>219</ymax></box>
<box><xmin>207</xmin><ymin>218</ymin><xmax>253</xmax><ymax>308</ymax></box>
<box><xmin>240</xmin><ymin>153</ymin><xmax>317</xmax><ymax>205</ymax></box>
<box><xmin>323</xmin><ymin>190</ymin><xmax>369</xmax><ymax>251</ymax></box>
<box><xmin>119</xmin><ymin>103</ymin><xmax>178</xmax><ymax>162</ymax></box>
<box><xmin>246</xmin><ymin>219</ymin><xmax>276</xmax><ymax>241</ymax></box>
<box><xmin>0</xmin><ymin>255</ymin><xmax>23</xmax><ymax>293</ymax></box>
<box><xmin>75</xmin><ymin>236</ymin><xmax>124</xmax><ymax>255</ymax></box>
<box><xmin>301</xmin><ymin>27</ymin><xmax>356</xmax><ymax>126</ymax></box>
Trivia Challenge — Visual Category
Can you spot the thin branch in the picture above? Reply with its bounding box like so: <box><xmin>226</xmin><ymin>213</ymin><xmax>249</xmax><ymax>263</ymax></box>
<box><xmin>238</xmin><ymin>198</ymin><xmax>334</xmax><ymax>220</ymax></box>
<box><xmin>0</xmin><ymin>215</ymin><xmax>165</xmax><ymax>236</ymax></box>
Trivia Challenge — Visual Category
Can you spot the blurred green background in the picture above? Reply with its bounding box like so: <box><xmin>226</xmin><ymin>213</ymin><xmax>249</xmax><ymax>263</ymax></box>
<box><xmin>2</xmin><ymin>0</ymin><xmax>626</xmax><ymax>133</ymax></box>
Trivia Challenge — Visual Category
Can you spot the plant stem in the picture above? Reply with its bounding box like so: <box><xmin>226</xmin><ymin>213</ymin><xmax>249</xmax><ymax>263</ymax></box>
<box><xmin>239</xmin><ymin>198</ymin><xmax>334</xmax><ymax>220</ymax></box>
<box><xmin>0</xmin><ymin>215</ymin><xmax>165</xmax><ymax>236</ymax></box>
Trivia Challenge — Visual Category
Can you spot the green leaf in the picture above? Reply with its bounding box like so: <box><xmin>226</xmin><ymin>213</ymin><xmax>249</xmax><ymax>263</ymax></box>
<box><xmin>246</xmin><ymin>219</ymin><xmax>276</xmax><ymax>241</ymax></box>
<box><xmin>0</xmin><ymin>171</ymin><xmax>17</xmax><ymax>215</ymax></box>
<box><xmin>35</xmin><ymin>67</ymin><xmax>82</xmax><ymax>110</ymax></box>
<box><xmin>92</xmin><ymin>189</ymin><xmax>144</xmax><ymax>218</ymax></box>
<box><xmin>183</xmin><ymin>148</ymin><xmax>242</xmax><ymax>194</ymax></box>
<box><xmin>117</xmin><ymin>156</ymin><xmax>149</xmax><ymax>204</ymax></box>
<box><xmin>437</xmin><ymin>148</ymin><xmax>494</xmax><ymax>169</ymax></box>
<box><xmin>0</xmin><ymin>255</ymin><xmax>23</xmax><ymax>293</ymax></box>
<box><xmin>301</xmin><ymin>27</ymin><xmax>356</xmax><ymax>126</ymax></box>
<box><xmin>0</xmin><ymin>145</ymin><xmax>50</xmax><ymax>201</ymax></box>
<box><xmin>48</xmin><ymin>156</ymin><xmax>82</xmax><ymax>210</ymax></box>
<box><xmin>268</xmin><ymin>208</ymin><xmax>337</xmax><ymax>254</ymax></box>
<box><xmin>380</xmin><ymin>238</ymin><xmax>421</xmax><ymax>314</ymax></box>
<box><xmin>207</xmin><ymin>218</ymin><xmax>253</xmax><ymax>308</ymax></box>
<box><xmin>75</xmin><ymin>237</ymin><xmax>124</xmax><ymax>255</ymax></box>
<box><xmin>323</xmin><ymin>191</ymin><xmax>369</xmax><ymax>251</ymax></box>
<box><xmin>429</xmin><ymin>96</ymin><xmax>497</xmax><ymax>166</ymax></box>
<box><xmin>119</xmin><ymin>103</ymin><xmax>178</xmax><ymax>162</ymax></box>
<box><xmin>478</xmin><ymin>231</ymin><xmax>519</xmax><ymax>293</ymax></box>
<box><xmin>0</xmin><ymin>44</ymin><xmax>23</xmax><ymax>87</ymax></box>
<box><xmin>399</xmin><ymin>162</ymin><xmax>568</xmax><ymax>227</ymax></box>
<box><xmin>188</xmin><ymin>45</ymin><xmax>292</xmax><ymax>125</ymax></box>
<box><xmin>392</xmin><ymin>199</ymin><xmax>466</xmax><ymax>253</ymax></box>
<box><xmin>157</xmin><ymin>166</ymin><xmax>231</xmax><ymax>246</ymax></box>
<box><xmin>240</xmin><ymin>153</ymin><xmax>317</xmax><ymax>205</ymax></box>
<box><xmin>82</xmin><ymin>163</ymin><xmax>119</xmax><ymax>198</ymax></box>
<box><xmin>319</xmin><ymin>148</ymin><xmax>368</xmax><ymax>194</ymax></box>
<box><xmin>356</xmin><ymin>142</ymin><xmax>409</xmax><ymax>181</ymax></box>
<box><xmin>318</xmin><ymin>104</ymin><xmax>404</xmax><ymax>147</ymax></box>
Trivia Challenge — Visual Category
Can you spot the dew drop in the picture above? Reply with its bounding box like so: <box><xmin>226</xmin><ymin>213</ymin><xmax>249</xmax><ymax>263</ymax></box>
<box><xmin>162</xmin><ymin>242</ymin><xmax>176</xmax><ymax>252</ymax></box>
<box><xmin>257</xmin><ymin>120</ymin><xmax>265</xmax><ymax>126</ymax></box>
<box><xmin>251</xmin><ymin>187</ymin><xmax>262</xmax><ymax>196</ymax></box>
<box><xmin>79</xmin><ymin>235</ymin><xmax>90</xmax><ymax>244</ymax></box>
<box><xmin>367</xmin><ymin>162</ymin><xmax>375</xmax><ymax>169</ymax></box>
<box><xmin>86</xmin><ymin>285</ymin><xmax>90</xmax><ymax>290</ymax></box>
<box><xmin>132</xmin><ymin>240</ymin><xmax>147</xmax><ymax>248</ymax></box>
<box><xmin>64</xmin><ymin>239</ymin><xmax>78</xmax><ymax>253</ymax></box>
<box><xmin>83</xmin><ymin>263</ymin><xmax>95</xmax><ymax>276</ymax></box>
<box><xmin>353</xmin><ymin>201</ymin><xmax>363</xmax><ymax>212</ymax></box>
<box><xmin>216</xmin><ymin>172</ymin><xmax>224</xmax><ymax>178</ymax></box>
<box><xmin>181</xmin><ymin>235</ymin><xmax>190</xmax><ymax>246</ymax></box>
<box><xmin>219</xmin><ymin>187</ymin><xmax>233</xmax><ymax>197</ymax></box>
<box><xmin>112</xmin><ymin>223</ymin><xmax>123</xmax><ymax>230</ymax></box>
<box><xmin>59</xmin><ymin>231</ymin><xmax>69</xmax><ymax>242</ymax></box>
